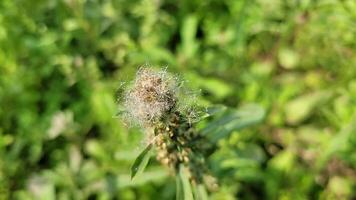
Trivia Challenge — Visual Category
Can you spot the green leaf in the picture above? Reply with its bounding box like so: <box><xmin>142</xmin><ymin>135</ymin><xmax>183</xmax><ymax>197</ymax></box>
<box><xmin>180</xmin><ymin>15</ymin><xmax>199</xmax><ymax>58</ymax></box>
<box><xmin>193</xmin><ymin>184</ymin><xmax>209</xmax><ymax>200</ymax></box>
<box><xmin>278</xmin><ymin>48</ymin><xmax>299</xmax><ymax>69</ymax></box>
<box><xmin>130</xmin><ymin>144</ymin><xmax>153</xmax><ymax>180</ymax></box>
<box><xmin>117</xmin><ymin>169</ymin><xmax>168</xmax><ymax>189</ymax></box>
<box><xmin>199</xmin><ymin>105</ymin><xmax>227</xmax><ymax>120</ymax></box>
<box><xmin>184</xmin><ymin>73</ymin><xmax>233</xmax><ymax>100</ymax></box>
<box><xmin>201</xmin><ymin>104</ymin><xmax>265</xmax><ymax>143</ymax></box>
<box><xmin>206</xmin><ymin>105</ymin><xmax>227</xmax><ymax>116</ymax></box>
<box><xmin>176</xmin><ymin>174</ymin><xmax>183</xmax><ymax>200</ymax></box>
<box><xmin>285</xmin><ymin>91</ymin><xmax>331</xmax><ymax>124</ymax></box>
<box><xmin>27</xmin><ymin>176</ymin><xmax>55</xmax><ymax>200</ymax></box>
<box><xmin>318</xmin><ymin>116</ymin><xmax>356</xmax><ymax>168</ymax></box>
<box><xmin>178</xmin><ymin>165</ymin><xmax>194</xmax><ymax>200</ymax></box>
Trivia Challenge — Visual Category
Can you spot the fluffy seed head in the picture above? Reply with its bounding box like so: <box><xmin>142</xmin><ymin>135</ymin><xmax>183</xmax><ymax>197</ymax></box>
<box><xmin>123</xmin><ymin>67</ymin><xmax>178</xmax><ymax>126</ymax></box>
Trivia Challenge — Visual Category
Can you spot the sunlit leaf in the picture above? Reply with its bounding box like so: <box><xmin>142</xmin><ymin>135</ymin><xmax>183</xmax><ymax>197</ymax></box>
<box><xmin>131</xmin><ymin>144</ymin><xmax>153</xmax><ymax>179</ymax></box>
<box><xmin>180</xmin><ymin>15</ymin><xmax>199</xmax><ymax>58</ymax></box>
<box><xmin>285</xmin><ymin>91</ymin><xmax>331</xmax><ymax>124</ymax></box>
<box><xmin>278</xmin><ymin>48</ymin><xmax>299</xmax><ymax>69</ymax></box>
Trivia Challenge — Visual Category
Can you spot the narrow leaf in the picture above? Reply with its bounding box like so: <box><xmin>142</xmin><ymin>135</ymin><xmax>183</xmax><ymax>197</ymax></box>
<box><xmin>195</xmin><ymin>184</ymin><xmax>209</xmax><ymax>200</ymax></box>
<box><xmin>131</xmin><ymin>144</ymin><xmax>152</xmax><ymax>179</ymax></box>
<box><xmin>179</xmin><ymin>165</ymin><xmax>194</xmax><ymax>200</ymax></box>
<box><xmin>176</xmin><ymin>174</ymin><xmax>183</xmax><ymax>200</ymax></box>
<box><xmin>201</xmin><ymin>104</ymin><xmax>265</xmax><ymax>143</ymax></box>
<box><xmin>199</xmin><ymin>105</ymin><xmax>227</xmax><ymax>120</ymax></box>
<box><xmin>206</xmin><ymin>105</ymin><xmax>227</xmax><ymax>116</ymax></box>
<box><xmin>118</xmin><ymin>169</ymin><xmax>168</xmax><ymax>188</ymax></box>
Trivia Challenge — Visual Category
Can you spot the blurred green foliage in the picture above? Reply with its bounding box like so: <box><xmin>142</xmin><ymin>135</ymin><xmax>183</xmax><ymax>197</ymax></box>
<box><xmin>0</xmin><ymin>0</ymin><xmax>355</xmax><ymax>199</ymax></box>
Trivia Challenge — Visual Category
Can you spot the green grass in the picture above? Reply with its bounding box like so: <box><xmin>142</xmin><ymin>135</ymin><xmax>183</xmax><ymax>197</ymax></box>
<box><xmin>0</xmin><ymin>0</ymin><xmax>355</xmax><ymax>199</ymax></box>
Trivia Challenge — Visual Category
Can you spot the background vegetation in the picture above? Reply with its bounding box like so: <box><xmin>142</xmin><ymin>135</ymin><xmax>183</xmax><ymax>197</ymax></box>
<box><xmin>0</xmin><ymin>0</ymin><xmax>355</xmax><ymax>199</ymax></box>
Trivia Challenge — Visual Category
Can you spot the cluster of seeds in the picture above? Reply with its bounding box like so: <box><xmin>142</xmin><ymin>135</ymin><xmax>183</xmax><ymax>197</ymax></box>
<box><xmin>153</xmin><ymin>111</ymin><xmax>217</xmax><ymax>189</ymax></box>
<box><xmin>120</xmin><ymin>66</ymin><xmax>217</xmax><ymax>189</ymax></box>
